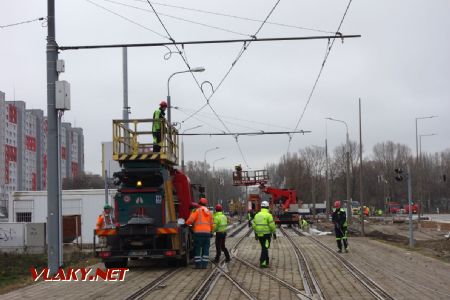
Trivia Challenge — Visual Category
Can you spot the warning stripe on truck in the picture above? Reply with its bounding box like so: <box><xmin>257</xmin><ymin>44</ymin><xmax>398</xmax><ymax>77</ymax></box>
<box><xmin>157</xmin><ymin>228</ymin><xmax>178</xmax><ymax>234</ymax></box>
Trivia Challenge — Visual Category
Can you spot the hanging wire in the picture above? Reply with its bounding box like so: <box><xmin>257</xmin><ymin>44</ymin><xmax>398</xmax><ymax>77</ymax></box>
<box><xmin>85</xmin><ymin>0</ymin><xmax>168</xmax><ymax>39</ymax></box>
<box><xmin>287</xmin><ymin>0</ymin><xmax>354</xmax><ymax>153</ymax></box>
<box><xmin>0</xmin><ymin>17</ymin><xmax>46</xmax><ymax>29</ymax></box>
<box><xmin>182</xmin><ymin>0</ymin><xmax>282</xmax><ymax>124</ymax></box>
<box><xmin>125</xmin><ymin>0</ymin><xmax>334</xmax><ymax>34</ymax></box>
<box><xmin>100</xmin><ymin>0</ymin><xmax>252</xmax><ymax>37</ymax></box>
<box><xmin>177</xmin><ymin>106</ymin><xmax>293</xmax><ymax>131</ymax></box>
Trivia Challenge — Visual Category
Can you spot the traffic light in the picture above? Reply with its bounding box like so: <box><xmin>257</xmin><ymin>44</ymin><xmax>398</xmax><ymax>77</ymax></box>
<box><xmin>395</xmin><ymin>168</ymin><xmax>404</xmax><ymax>181</ymax></box>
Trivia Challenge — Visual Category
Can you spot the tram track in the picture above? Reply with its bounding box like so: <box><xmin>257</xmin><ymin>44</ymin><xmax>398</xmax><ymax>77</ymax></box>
<box><xmin>279</xmin><ymin>227</ymin><xmax>325</xmax><ymax>300</ymax></box>
<box><xmin>125</xmin><ymin>222</ymin><xmax>248</xmax><ymax>300</ymax></box>
<box><xmin>291</xmin><ymin>227</ymin><xmax>395</xmax><ymax>300</ymax></box>
<box><xmin>188</xmin><ymin>225</ymin><xmax>253</xmax><ymax>300</ymax></box>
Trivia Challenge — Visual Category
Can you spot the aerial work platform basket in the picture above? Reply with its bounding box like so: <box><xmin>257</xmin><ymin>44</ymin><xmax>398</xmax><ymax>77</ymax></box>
<box><xmin>232</xmin><ymin>168</ymin><xmax>269</xmax><ymax>186</ymax></box>
<box><xmin>112</xmin><ymin>119</ymin><xmax>179</xmax><ymax>165</ymax></box>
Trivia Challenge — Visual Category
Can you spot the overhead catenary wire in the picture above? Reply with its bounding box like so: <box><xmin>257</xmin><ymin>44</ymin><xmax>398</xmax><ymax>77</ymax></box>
<box><xmin>126</xmin><ymin>0</ymin><xmax>334</xmax><ymax>34</ymax></box>
<box><xmin>176</xmin><ymin>106</ymin><xmax>294</xmax><ymax>131</ymax></box>
<box><xmin>287</xmin><ymin>0</ymin><xmax>354</xmax><ymax>153</ymax></box>
<box><xmin>143</xmin><ymin>0</ymin><xmax>281</xmax><ymax>169</ymax></box>
<box><xmin>0</xmin><ymin>17</ymin><xmax>46</xmax><ymax>29</ymax></box>
<box><xmin>180</xmin><ymin>130</ymin><xmax>310</xmax><ymax>136</ymax></box>
<box><xmin>181</xmin><ymin>0</ymin><xmax>283</xmax><ymax>124</ymax></box>
<box><xmin>100</xmin><ymin>0</ymin><xmax>252</xmax><ymax>37</ymax></box>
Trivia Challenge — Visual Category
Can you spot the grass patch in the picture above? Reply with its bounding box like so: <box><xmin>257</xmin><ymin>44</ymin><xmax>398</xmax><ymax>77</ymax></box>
<box><xmin>0</xmin><ymin>250</ymin><xmax>99</xmax><ymax>295</ymax></box>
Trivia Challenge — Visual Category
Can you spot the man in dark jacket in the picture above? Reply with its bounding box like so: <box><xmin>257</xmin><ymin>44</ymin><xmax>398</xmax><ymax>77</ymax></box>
<box><xmin>152</xmin><ymin>101</ymin><xmax>167</xmax><ymax>152</ymax></box>
<box><xmin>332</xmin><ymin>200</ymin><xmax>348</xmax><ymax>253</ymax></box>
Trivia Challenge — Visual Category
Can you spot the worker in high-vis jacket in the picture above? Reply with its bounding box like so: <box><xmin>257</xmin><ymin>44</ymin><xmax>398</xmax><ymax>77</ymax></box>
<box><xmin>96</xmin><ymin>204</ymin><xmax>114</xmax><ymax>230</ymax></box>
<box><xmin>152</xmin><ymin>100</ymin><xmax>167</xmax><ymax>152</ymax></box>
<box><xmin>213</xmin><ymin>204</ymin><xmax>231</xmax><ymax>263</ymax></box>
<box><xmin>332</xmin><ymin>200</ymin><xmax>349</xmax><ymax>253</ymax></box>
<box><xmin>252</xmin><ymin>201</ymin><xmax>276</xmax><ymax>268</ymax></box>
<box><xmin>186</xmin><ymin>198</ymin><xmax>214</xmax><ymax>269</ymax></box>
<box><xmin>299</xmin><ymin>217</ymin><xmax>309</xmax><ymax>231</ymax></box>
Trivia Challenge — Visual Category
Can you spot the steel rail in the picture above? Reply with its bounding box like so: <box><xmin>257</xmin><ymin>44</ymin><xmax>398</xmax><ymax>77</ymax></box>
<box><xmin>279</xmin><ymin>227</ymin><xmax>325</xmax><ymax>300</ymax></box>
<box><xmin>291</xmin><ymin>227</ymin><xmax>396</xmax><ymax>300</ymax></box>
<box><xmin>126</xmin><ymin>222</ymin><xmax>248</xmax><ymax>300</ymax></box>
<box><xmin>188</xmin><ymin>227</ymin><xmax>253</xmax><ymax>300</ymax></box>
<box><xmin>232</xmin><ymin>255</ymin><xmax>311</xmax><ymax>299</ymax></box>
<box><xmin>124</xmin><ymin>268</ymin><xmax>179</xmax><ymax>300</ymax></box>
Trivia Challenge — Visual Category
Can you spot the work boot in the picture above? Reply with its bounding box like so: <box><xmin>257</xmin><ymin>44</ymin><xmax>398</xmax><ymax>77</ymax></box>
<box><xmin>260</xmin><ymin>261</ymin><xmax>267</xmax><ymax>268</ymax></box>
<box><xmin>213</xmin><ymin>257</ymin><xmax>220</xmax><ymax>263</ymax></box>
<box><xmin>345</xmin><ymin>248</ymin><xmax>349</xmax><ymax>253</ymax></box>
<box><xmin>225</xmin><ymin>257</ymin><xmax>231</xmax><ymax>263</ymax></box>
<box><xmin>193</xmin><ymin>264</ymin><xmax>202</xmax><ymax>269</ymax></box>
<box><xmin>337</xmin><ymin>249</ymin><xmax>342</xmax><ymax>253</ymax></box>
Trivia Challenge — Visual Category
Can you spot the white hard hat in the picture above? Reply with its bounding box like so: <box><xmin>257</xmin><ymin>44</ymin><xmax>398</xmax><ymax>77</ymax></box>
<box><xmin>261</xmin><ymin>201</ymin><xmax>269</xmax><ymax>208</ymax></box>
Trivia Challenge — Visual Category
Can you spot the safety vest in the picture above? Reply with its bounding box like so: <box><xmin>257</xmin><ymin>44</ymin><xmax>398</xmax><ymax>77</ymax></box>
<box><xmin>252</xmin><ymin>208</ymin><xmax>276</xmax><ymax>237</ymax></box>
<box><xmin>301</xmin><ymin>219</ymin><xmax>308</xmax><ymax>227</ymax></box>
<box><xmin>186</xmin><ymin>206</ymin><xmax>213</xmax><ymax>234</ymax></box>
<box><xmin>152</xmin><ymin>109</ymin><xmax>164</xmax><ymax>132</ymax></box>
<box><xmin>213</xmin><ymin>212</ymin><xmax>228</xmax><ymax>233</ymax></box>
<box><xmin>96</xmin><ymin>213</ymin><xmax>113</xmax><ymax>229</ymax></box>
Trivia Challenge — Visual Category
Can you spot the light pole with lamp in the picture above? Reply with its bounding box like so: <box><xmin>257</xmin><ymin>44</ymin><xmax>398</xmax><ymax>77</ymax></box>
<box><xmin>419</xmin><ymin>133</ymin><xmax>437</xmax><ymax>214</ymax></box>
<box><xmin>212</xmin><ymin>157</ymin><xmax>226</xmax><ymax>207</ymax></box>
<box><xmin>167</xmin><ymin>67</ymin><xmax>205</xmax><ymax>124</ymax></box>
<box><xmin>326</xmin><ymin>117</ymin><xmax>351</xmax><ymax>223</ymax></box>
<box><xmin>204</xmin><ymin>147</ymin><xmax>219</xmax><ymax>202</ymax></box>
<box><xmin>415</xmin><ymin>116</ymin><xmax>437</xmax><ymax>160</ymax></box>
<box><xmin>181</xmin><ymin>125</ymin><xmax>202</xmax><ymax>172</ymax></box>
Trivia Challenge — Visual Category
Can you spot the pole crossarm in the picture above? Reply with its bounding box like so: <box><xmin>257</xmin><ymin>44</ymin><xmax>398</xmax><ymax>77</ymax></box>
<box><xmin>180</xmin><ymin>130</ymin><xmax>311</xmax><ymax>136</ymax></box>
<box><xmin>58</xmin><ymin>35</ymin><xmax>361</xmax><ymax>51</ymax></box>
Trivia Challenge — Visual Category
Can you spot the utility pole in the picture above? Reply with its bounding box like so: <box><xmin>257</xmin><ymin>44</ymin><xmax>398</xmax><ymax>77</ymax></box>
<box><xmin>407</xmin><ymin>164</ymin><xmax>414</xmax><ymax>248</ymax></box>
<box><xmin>325</xmin><ymin>137</ymin><xmax>330</xmax><ymax>215</ymax></box>
<box><xmin>47</xmin><ymin>0</ymin><xmax>61</xmax><ymax>274</ymax></box>
<box><xmin>359</xmin><ymin>98</ymin><xmax>365</xmax><ymax>236</ymax></box>
<box><xmin>346</xmin><ymin>131</ymin><xmax>351</xmax><ymax>224</ymax></box>
<box><xmin>122</xmin><ymin>47</ymin><xmax>129</xmax><ymax>122</ymax></box>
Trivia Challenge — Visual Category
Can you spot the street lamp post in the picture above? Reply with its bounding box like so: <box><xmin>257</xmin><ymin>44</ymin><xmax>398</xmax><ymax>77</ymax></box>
<box><xmin>167</xmin><ymin>67</ymin><xmax>205</xmax><ymax>124</ymax></box>
<box><xmin>419</xmin><ymin>133</ymin><xmax>437</xmax><ymax>214</ymax></box>
<box><xmin>204</xmin><ymin>147</ymin><xmax>219</xmax><ymax>202</ymax></box>
<box><xmin>415</xmin><ymin>116</ymin><xmax>437</xmax><ymax>216</ymax></box>
<box><xmin>326</xmin><ymin>117</ymin><xmax>351</xmax><ymax>223</ymax></box>
<box><xmin>181</xmin><ymin>125</ymin><xmax>202</xmax><ymax>172</ymax></box>
<box><xmin>415</xmin><ymin>116</ymin><xmax>437</xmax><ymax>160</ymax></box>
<box><xmin>212</xmin><ymin>157</ymin><xmax>226</xmax><ymax>207</ymax></box>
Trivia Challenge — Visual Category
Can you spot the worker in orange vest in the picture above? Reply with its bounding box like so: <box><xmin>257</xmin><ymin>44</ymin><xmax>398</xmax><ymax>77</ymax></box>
<box><xmin>186</xmin><ymin>198</ymin><xmax>214</xmax><ymax>269</ymax></box>
<box><xmin>96</xmin><ymin>204</ymin><xmax>114</xmax><ymax>230</ymax></box>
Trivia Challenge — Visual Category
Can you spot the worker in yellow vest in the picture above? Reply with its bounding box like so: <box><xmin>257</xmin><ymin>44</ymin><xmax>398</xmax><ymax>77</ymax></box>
<box><xmin>252</xmin><ymin>201</ymin><xmax>276</xmax><ymax>268</ymax></box>
<box><xmin>213</xmin><ymin>204</ymin><xmax>231</xmax><ymax>263</ymax></box>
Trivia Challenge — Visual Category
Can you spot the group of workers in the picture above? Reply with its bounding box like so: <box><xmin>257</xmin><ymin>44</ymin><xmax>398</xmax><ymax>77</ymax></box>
<box><xmin>96</xmin><ymin>198</ymin><xmax>349</xmax><ymax>270</ymax></box>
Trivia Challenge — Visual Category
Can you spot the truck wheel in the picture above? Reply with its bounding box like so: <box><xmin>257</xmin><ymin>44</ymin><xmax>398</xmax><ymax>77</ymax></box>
<box><xmin>179</xmin><ymin>251</ymin><xmax>190</xmax><ymax>266</ymax></box>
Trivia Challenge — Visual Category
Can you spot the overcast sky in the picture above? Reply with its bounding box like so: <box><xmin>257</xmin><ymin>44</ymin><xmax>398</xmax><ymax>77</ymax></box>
<box><xmin>1</xmin><ymin>0</ymin><xmax>449</xmax><ymax>174</ymax></box>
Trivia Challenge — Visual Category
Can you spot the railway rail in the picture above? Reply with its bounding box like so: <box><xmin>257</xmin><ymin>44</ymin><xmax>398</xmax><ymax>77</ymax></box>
<box><xmin>188</xmin><ymin>225</ymin><xmax>253</xmax><ymax>300</ymax></box>
<box><xmin>279</xmin><ymin>227</ymin><xmax>325</xmax><ymax>300</ymax></box>
<box><xmin>291</xmin><ymin>227</ymin><xmax>395</xmax><ymax>300</ymax></box>
<box><xmin>124</xmin><ymin>222</ymin><xmax>248</xmax><ymax>300</ymax></box>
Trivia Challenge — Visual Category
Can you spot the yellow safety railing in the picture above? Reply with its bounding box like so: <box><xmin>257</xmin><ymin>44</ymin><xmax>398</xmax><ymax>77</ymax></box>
<box><xmin>112</xmin><ymin>118</ymin><xmax>179</xmax><ymax>165</ymax></box>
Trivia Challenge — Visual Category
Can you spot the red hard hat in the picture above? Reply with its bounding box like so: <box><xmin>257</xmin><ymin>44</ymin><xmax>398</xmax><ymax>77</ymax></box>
<box><xmin>334</xmin><ymin>200</ymin><xmax>341</xmax><ymax>209</ymax></box>
<box><xmin>160</xmin><ymin>100</ymin><xmax>168</xmax><ymax>108</ymax></box>
<box><xmin>215</xmin><ymin>204</ymin><xmax>222</xmax><ymax>211</ymax></box>
<box><xmin>190</xmin><ymin>202</ymin><xmax>199</xmax><ymax>209</ymax></box>
<box><xmin>199</xmin><ymin>198</ymin><xmax>208</xmax><ymax>206</ymax></box>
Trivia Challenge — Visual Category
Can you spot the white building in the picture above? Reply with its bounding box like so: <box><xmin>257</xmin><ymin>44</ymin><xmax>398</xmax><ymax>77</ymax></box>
<box><xmin>10</xmin><ymin>189</ymin><xmax>116</xmax><ymax>244</ymax></box>
<box><xmin>101</xmin><ymin>141</ymin><xmax>121</xmax><ymax>178</ymax></box>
